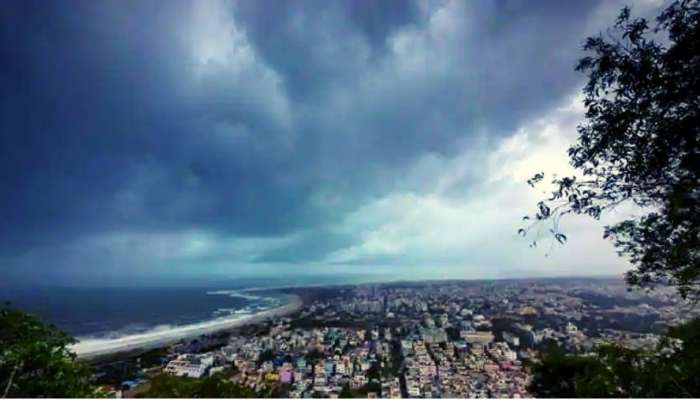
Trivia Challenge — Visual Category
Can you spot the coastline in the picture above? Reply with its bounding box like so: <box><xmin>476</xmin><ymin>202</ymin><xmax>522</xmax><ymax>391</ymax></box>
<box><xmin>71</xmin><ymin>294</ymin><xmax>302</xmax><ymax>360</ymax></box>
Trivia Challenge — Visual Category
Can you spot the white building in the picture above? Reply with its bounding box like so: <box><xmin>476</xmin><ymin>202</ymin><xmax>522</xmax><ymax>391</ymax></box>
<box><xmin>164</xmin><ymin>353</ymin><xmax>214</xmax><ymax>379</ymax></box>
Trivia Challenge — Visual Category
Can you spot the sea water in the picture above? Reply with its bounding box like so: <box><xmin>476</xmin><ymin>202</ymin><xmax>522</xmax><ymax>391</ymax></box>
<box><xmin>1</xmin><ymin>274</ymin><xmax>380</xmax><ymax>356</ymax></box>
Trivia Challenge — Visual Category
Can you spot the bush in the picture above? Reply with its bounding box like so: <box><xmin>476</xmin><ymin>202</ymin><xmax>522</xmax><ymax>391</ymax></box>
<box><xmin>0</xmin><ymin>304</ymin><xmax>100</xmax><ymax>397</ymax></box>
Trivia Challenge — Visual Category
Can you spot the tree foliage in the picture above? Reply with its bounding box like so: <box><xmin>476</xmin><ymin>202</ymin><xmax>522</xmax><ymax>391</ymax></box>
<box><xmin>136</xmin><ymin>372</ymin><xmax>264</xmax><ymax>398</ymax></box>
<box><xmin>522</xmin><ymin>0</ymin><xmax>700</xmax><ymax>299</ymax></box>
<box><xmin>0</xmin><ymin>304</ymin><xmax>99</xmax><ymax>398</ymax></box>
<box><xmin>530</xmin><ymin>318</ymin><xmax>700</xmax><ymax>397</ymax></box>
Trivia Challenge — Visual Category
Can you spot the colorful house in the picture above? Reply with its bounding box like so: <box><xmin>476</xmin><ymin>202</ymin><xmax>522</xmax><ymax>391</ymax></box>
<box><xmin>280</xmin><ymin>369</ymin><xmax>293</xmax><ymax>384</ymax></box>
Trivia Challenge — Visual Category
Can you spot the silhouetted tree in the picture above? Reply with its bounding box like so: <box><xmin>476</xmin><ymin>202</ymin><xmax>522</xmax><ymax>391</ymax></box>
<box><xmin>0</xmin><ymin>304</ymin><xmax>100</xmax><ymax>397</ymax></box>
<box><xmin>530</xmin><ymin>318</ymin><xmax>700</xmax><ymax>397</ymax></box>
<box><xmin>522</xmin><ymin>0</ymin><xmax>700</xmax><ymax>299</ymax></box>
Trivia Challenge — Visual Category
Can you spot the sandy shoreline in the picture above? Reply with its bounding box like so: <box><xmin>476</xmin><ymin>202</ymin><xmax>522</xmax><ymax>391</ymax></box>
<box><xmin>71</xmin><ymin>294</ymin><xmax>302</xmax><ymax>359</ymax></box>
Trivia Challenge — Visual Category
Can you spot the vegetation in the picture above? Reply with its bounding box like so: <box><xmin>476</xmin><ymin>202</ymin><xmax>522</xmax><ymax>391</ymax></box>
<box><xmin>522</xmin><ymin>0</ymin><xmax>700</xmax><ymax>299</ymax></box>
<box><xmin>305</xmin><ymin>348</ymin><xmax>325</xmax><ymax>365</ymax></box>
<box><xmin>339</xmin><ymin>383</ymin><xmax>354</xmax><ymax>398</ymax></box>
<box><xmin>526</xmin><ymin>1</ymin><xmax>700</xmax><ymax>396</ymax></box>
<box><xmin>0</xmin><ymin>304</ymin><xmax>100</xmax><ymax>398</ymax></box>
<box><xmin>337</xmin><ymin>382</ymin><xmax>382</xmax><ymax>398</ymax></box>
<box><xmin>257</xmin><ymin>349</ymin><xmax>276</xmax><ymax>365</ymax></box>
<box><xmin>529</xmin><ymin>318</ymin><xmax>700</xmax><ymax>397</ymax></box>
<box><xmin>135</xmin><ymin>372</ymin><xmax>265</xmax><ymax>398</ymax></box>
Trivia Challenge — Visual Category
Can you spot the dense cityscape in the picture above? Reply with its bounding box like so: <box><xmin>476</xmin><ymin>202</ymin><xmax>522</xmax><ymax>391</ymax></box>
<box><xmin>93</xmin><ymin>278</ymin><xmax>698</xmax><ymax>398</ymax></box>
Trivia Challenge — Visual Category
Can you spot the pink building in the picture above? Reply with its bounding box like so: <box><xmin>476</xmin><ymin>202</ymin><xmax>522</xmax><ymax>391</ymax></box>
<box><xmin>280</xmin><ymin>370</ymin><xmax>292</xmax><ymax>384</ymax></box>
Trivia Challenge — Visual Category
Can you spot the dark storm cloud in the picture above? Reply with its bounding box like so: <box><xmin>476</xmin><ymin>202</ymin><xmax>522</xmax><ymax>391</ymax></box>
<box><xmin>230</xmin><ymin>0</ymin><xmax>607</xmax><ymax>182</ymax></box>
<box><xmin>0</xmin><ymin>0</ymin><xmax>632</xmax><ymax>280</ymax></box>
<box><xmin>229</xmin><ymin>0</ymin><xmax>422</xmax><ymax>99</ymax></box>
<box><xmin>0</xmin><ymin>1</ymin><xmax>316</xmax><ymax>253</ymax></box>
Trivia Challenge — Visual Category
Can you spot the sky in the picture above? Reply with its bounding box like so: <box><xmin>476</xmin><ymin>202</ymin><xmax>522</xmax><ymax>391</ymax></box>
<box><xmin>0</xmin><ymin>0</ymin><xmax>667</xmax><ymax>286</ymax></box>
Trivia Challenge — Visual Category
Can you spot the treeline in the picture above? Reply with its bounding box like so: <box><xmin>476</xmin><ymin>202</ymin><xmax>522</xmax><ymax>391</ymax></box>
<box><xmin>134</xmin><ymin>372</ymin><xmax>281</xmax><ymax>398</ymax></box>
<box><xmin>529</xmin><ymin>318</ymin><xmax>700</xmax><ymax>397</ymax></box>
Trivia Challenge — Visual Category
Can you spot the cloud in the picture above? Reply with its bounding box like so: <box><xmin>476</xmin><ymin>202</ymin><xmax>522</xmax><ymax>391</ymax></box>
<box><xmin>315</xmin><ymin>92</ymin><xmax>631</xmax><ymax>279</ymax></box>
<box><xmin>0</xmin><ymin>0</ymin><xmax>662</xmax><ymax>284</ymax></box>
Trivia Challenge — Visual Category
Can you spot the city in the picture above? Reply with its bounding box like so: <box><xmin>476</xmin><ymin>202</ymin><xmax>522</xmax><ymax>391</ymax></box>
<box><xmin>93</xmin><ymin>278</ymin><xmax>698</xmax><ymax>398</ymax></box>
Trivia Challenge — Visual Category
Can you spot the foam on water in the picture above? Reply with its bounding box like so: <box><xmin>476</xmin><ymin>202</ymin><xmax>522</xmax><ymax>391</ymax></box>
<box><xmin>206</xmin><ymin>289</ymin><xmax>262</xmax><ymax>301</ymax></box>
<box><xmin>71</xmin><ymin>313</ymin><xmax>254</xmax><ymax>357</ymax></box>
<box><xmin>70</xmin><ymin>290</ymin><xmax>297</xmax><ymax>358</ymax></box>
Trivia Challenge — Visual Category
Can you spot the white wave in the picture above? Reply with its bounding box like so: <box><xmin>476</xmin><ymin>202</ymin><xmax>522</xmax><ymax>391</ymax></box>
<box><xmin>205</xmin><ymin>289</ymin><xmax>262</xmax><ymax>301</ymax></box>
<box><xmin>70</xmin><ymin>295</ymin><xmax>302</xmax><ymax>359</ymax></box>
<box><xmin>212</xmin><ymin>306</ymin><xmax>256</xmax><ymax>316</ymax></box>
<box><xmin>71</xmin><ymin>316</ymin><xmax>245</xmax><ymax>358</ymax></box>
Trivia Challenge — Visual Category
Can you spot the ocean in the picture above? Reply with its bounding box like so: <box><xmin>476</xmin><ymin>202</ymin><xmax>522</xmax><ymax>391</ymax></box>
<box><xmin>3</xmin><ymin>286</ymin><xmax>285</xmax><ymax>338</ymax></box>
<box><xmin>1</xmin><ymin>274</ymin><xmax>385</xmax><ymax>356</ymax></box>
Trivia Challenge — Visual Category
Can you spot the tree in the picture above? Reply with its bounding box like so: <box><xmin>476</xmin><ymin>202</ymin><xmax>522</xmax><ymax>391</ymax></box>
<box><xmin>137</xmin><ymin>373</ymin><xmax>263</xmax><ymax>398</ymax></box>
<box><xmin>0</xmin><ymin>304</ymin><xmax>100</xmax><ymax>397</ymax></box>
<box><xmin>522</xmin><ymin>0</ymin><xmax>700</xmax><ymax>299</ymax></box>
<box><xmin>529</xmin><ymin>318</ymin><xmax>700</xmax><ymax>397</ymax></box>
<box><xmin>339</xmin><ymin>383</ymin><xmax>354</xmax><ymax>398</ymax></box>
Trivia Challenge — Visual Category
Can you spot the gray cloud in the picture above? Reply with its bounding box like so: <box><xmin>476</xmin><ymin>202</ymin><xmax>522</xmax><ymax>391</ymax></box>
<box><xmin>0</xmin><ymin>0</ymin><xmax>660</xmax><ymax>284</ymax></box>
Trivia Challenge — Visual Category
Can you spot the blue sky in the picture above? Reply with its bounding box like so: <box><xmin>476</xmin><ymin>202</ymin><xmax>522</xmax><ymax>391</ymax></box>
<box><xmin>0</xmin><ymin>0</ymin><xmax>666</xmax><ymax>285</ymax></box>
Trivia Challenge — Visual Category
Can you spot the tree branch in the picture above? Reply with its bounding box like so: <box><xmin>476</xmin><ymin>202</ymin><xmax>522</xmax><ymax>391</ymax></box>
<box><xmin>2</xmin><ymin>365</ymin><xmax>19</xmax><ymax>399</ymax></box>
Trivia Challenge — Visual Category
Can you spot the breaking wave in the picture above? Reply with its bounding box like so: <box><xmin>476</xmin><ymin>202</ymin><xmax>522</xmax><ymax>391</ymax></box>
<box><xmin>206</xmin><ymin>289</ymin><xmax>260</xmax><ymax>300</ymax></box>
<box><xmin>70</xmin><ymin>291</ymin><xmax>296</xmax><ymax>358</ymax></box>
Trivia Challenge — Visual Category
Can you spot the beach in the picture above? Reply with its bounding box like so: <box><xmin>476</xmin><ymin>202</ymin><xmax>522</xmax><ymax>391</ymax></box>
<box><xmin>71</xmin><ymin>294</ymin><xmax>302</xmax><ymax>359</ymax></box>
